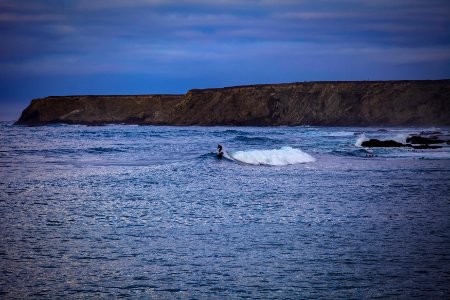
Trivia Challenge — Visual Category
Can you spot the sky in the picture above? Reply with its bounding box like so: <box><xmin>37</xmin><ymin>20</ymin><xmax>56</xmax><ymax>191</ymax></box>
<box><xmin>1</xmin><ymin>0</ymin><xmax>449</xmax><ymax>120</ymax></box>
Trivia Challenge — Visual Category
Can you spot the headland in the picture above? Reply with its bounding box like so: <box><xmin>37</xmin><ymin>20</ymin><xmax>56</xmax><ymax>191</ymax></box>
<box><xmin>15</xmin><ymin>80</ymin><xmax>450</xmax><ymax>126</ymax></box>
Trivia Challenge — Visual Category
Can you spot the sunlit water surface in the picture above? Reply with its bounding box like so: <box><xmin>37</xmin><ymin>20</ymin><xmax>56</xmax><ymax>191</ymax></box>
<box><xmin>1</xmin><ymin>123</ymin><xmax>449</xmax><ymax>298</ymax></box>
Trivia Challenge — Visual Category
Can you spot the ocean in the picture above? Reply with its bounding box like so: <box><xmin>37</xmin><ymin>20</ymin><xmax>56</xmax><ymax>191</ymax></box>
<box><xmin>0</xmin><ymin>122</ymin><xmax>449</xmax><ymax>298</ymax></box>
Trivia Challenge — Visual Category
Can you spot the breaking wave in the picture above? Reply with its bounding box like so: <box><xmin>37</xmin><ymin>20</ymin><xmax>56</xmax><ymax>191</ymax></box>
<box><xmin>227</xmin><ymin>146</ymin><xmax>315</xmax><ymax>166</ymax></box>
<box><xmin>355</xmin><ymin>133</ymin><xmax>368</xmax><ymax>147</ymax></box>
<box><xmin>392</xmin><ymin>133</ymin><xmax>409</xmax><ymax>144</ymax></box>
<box><xmin>355</xmin><ymin>133</ymin><xmax>410</xmax><ymax>147</ymax></box>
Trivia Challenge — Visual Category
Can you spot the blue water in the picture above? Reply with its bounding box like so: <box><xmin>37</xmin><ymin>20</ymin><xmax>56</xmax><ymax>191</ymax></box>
<box><xmin>1</xmin><ymin>122</ymin><xmax>449</xmax><ymax>298</ymax></box>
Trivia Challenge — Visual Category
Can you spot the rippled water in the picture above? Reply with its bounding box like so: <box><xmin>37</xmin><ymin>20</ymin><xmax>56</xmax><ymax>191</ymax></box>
<box><xmin>1</xmin><ymin>122</ymin><xmax>449</xmax><ymax>298</ymax></box>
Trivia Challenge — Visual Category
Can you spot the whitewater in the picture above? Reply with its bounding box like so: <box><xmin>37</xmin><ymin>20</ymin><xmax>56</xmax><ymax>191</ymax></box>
<box><xmin>226</xmin><ymin>146</ymin><xmax>315</xmax><ymax>166</ymax></box>
<box><xmin>1</xmin><ymin>123</ymin><xmax>449</xmax><ymax>299</ymax></box>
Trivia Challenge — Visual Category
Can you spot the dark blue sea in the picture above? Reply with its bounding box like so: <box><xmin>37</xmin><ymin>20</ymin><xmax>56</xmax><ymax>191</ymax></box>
<box><xmin>1</xmin><ymin>122</ymin><xmax>449</xmax><ymax>299</ymax></box>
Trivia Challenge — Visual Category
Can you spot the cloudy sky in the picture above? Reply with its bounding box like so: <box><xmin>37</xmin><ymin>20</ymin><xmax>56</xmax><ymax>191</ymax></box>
<box><xmin>1</xmin><ymin>0</ymin><xmax>449</xmax><ymax>120</ymax></box>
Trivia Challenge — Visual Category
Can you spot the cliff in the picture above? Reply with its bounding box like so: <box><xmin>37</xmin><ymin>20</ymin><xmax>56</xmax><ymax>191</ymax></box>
<box><xmin>15</xmin><ymin>80</ymin><xmax>450</xmax><ymax>126</ymax></box>
<box><xmin>16</xmin><ymin>95</ymin><xmax>182</xmax><ymax>125</ymax></box>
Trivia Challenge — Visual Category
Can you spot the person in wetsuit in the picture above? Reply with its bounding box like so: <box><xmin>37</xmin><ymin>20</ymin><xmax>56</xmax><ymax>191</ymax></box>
<box><xmin>217</xmin><ymin>144</ymin><xmax>224</xmax><ymax>159</ymax></box>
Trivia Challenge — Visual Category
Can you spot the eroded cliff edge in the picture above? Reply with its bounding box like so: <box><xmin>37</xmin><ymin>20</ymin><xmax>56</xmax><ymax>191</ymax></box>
<box><xmin>15</xmin><ymin>80</ymin><xmax>450</xmax><ymax>126</ymax></box>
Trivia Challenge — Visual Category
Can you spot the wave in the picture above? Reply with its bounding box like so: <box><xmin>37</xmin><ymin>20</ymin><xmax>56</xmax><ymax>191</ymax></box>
<box><xmin>326</xmin><ymin>131</ymin><xmax>355</xmax><ymax>137</ymax></box>
<box><xmin>355</xmin><ymin>133</ymin><xmax>368</xmax><ymax>147</ymax></box>
<box><xmin>392</xmin><ymin>133</ymin><xmax>409</xmax><ymax>144</ymax></box>
<box><xmin>86</xmin><ymin>147</ymin><xmax>125</xmax><ymax>154</ymax></box>
<box><xmin>331</xmin><ymin>148</ymin><xmax>373</xmax><ymax>158</ymax></box>
<box><xmin>231</xmin><ymin>135</ymin><xmax>281</xmax><ymax>144</ymax></box>
<box><xmin>355</xmin><ymin>133</ymin><xmax>413</xmax><ymax>147</ymax></box>
<box><xmin>227</xmin><ymin>146</ymin><xmax>315</xmax><ymax>166</ymax></box>
<box><xmin>222</xmin><ymin>129</ymin><xmax>247</xmax><ymax>135</ymax></box>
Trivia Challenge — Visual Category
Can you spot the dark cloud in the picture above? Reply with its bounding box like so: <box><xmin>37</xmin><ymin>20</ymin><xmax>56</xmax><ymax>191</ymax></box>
<box><xmin>0</xmin><ymin>0</ymin><xmax>449</xmax><ymax>120</ymax></box>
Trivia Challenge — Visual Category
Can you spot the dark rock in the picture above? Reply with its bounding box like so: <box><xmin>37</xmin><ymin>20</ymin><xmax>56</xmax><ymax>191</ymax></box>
<box><xmin>15</xmin><ymin>80</ymin><xmax>450</xmax><ymax>126</ymax></box>
<box><xmin>361</xmin><ymin>137</ymin><xmax>445</xmax><ymax>149</ymax></box>
<box><xmin>406</xmin><ymin>135</ymin><xmax>445</xmax><ymax>144</ymax></box>
<box><xmin>361</xmin><ymin>139</ymin><xmax>406</xmax><ymax>147</ymax></box>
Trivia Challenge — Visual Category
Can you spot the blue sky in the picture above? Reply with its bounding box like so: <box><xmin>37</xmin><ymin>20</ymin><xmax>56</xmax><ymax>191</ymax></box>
<box><xmin>1</xmin><ymin>0</ymin><xmax>449</xmax><ymax>120</ymax></box>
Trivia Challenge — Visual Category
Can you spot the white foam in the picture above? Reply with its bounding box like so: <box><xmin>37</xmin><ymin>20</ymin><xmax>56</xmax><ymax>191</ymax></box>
<box><xmin>330</xmin><ymin>131</ymin><xmax>355</xmax><ymax>137</ymax></box>
<box><xmin>229</xmin><ymin>146</ymin><xmax>315</xmax><ymax>166</ymax></box>
<box><xmin>355</xmin><ymin>133</ymin><xmax>368</xmax><ymax>147</ymax></box>
<box><xmin>392</xmin><ymin>133</ymin><xmax>409</xmax><ymax>144</ymax></box>
<box><xmin>355</xmin><ymin>133</ymin><xmax>409</xmax><ymax>147</ymax></box>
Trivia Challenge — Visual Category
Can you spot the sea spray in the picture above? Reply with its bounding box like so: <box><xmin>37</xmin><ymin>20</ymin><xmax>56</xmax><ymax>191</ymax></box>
<box><xmin>355</xmin><ymin>133</ymin><xmax>409</xmax><ymax>147</ymax></box>
<box><xmin>229</xmin><ymin>146</ymin><xmax>315</xmax><ymax>166</ymax></box>
<box><xmin>392</xmin><ymin>133</ymin><xmax>409</xmax><ymax>144</ymax></box>
<box><xmin>355</xmin><ymin>133</ymin><xmax>368</xmax><ymax>147</ymax></box>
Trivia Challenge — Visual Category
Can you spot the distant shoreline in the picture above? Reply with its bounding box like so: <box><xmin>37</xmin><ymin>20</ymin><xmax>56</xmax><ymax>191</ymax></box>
<box><xmin>15</xmin><ymin>80</ymin><xmax>450</xmax><ymax>126</ymax></box>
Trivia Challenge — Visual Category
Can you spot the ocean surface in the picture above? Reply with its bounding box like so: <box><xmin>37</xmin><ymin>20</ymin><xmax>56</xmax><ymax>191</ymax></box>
<box><xmin>0</xmin><ymin>122</ymin><xmax>449</xmax><ymax>299</ymax></box>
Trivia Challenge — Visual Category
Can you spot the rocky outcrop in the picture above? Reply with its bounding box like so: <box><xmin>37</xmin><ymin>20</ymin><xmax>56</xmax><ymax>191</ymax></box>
<box><xmin>361</xmin><ymin>139</ymin><xmax>406</xmax><ymax>147</ymax></box>
<box><xmin>360</xmin><ymin>138</ymin><xmax>443</xmax><ymax>149</ymax></box>
<box><xmin>361</xmin><ymin>134</ymin><xmax>449</xmax><ymax>149</ymax></box>
<box><xmin>406</xmin><ymin>135</ymin><xmax>445</xmax><ymax>144</ymax></box>
<box><xmin>15</xmin><ymin>80</ymin><xmax>450</xmax><ymax>126</ymax></box>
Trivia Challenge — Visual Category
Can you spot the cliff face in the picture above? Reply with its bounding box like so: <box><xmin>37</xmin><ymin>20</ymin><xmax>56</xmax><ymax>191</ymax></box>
<box><xmin>15</xmin><ymin>80</ymin><xmax>450</xmax><ymax>126</ymax></box>
<box><xmin>16</xmin><ymin>95</ymin><xmax>183</xmax><ymax>125</ymax></box>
